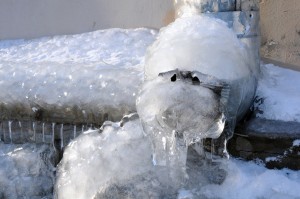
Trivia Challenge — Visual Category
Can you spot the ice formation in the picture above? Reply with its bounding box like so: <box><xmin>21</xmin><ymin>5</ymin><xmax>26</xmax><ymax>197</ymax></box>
<box><xmin>55</xmin><ymin>114</ymin><xmax>228</xmax><ymax>199</ymax></box>
<box><xmin>55</xmin><ymin>115</ymin><xmax>152</xmax><ymax>199</ymax></box>
<box><xmin>136</xmin><ymin>70</ymin><xmax>227</xmax><ymax>183</ymax></box>
<box><xmin>0</xmin><ymin>143</ymin><xmax>56</xmax><ymax>199</ymax></box>
<box><xmin>56</xmin><ymin>114</ymin><xmax>300</xmax><ymax>199</ymax></box>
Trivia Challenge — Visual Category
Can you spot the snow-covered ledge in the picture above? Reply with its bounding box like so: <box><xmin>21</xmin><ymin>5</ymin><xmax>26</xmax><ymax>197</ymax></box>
<box><xmin>0</xmin><ymin>28</ymin><xmax>157</xmax><ymax>145</ymax></box>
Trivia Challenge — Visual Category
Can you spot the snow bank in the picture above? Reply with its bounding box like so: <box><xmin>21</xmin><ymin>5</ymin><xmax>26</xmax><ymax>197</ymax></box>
<box><xmin>0</xmin><ymin>29</ymin><xmax>157</xmax><ymax>123</ymax></box>
<box><xmin>0</xmin><ymin>143</ymin><xmax>56</xmax><ymax>199</ymax></box>
<box><xmin>0</xmin><ymin>28</ymin><xmax>156</xmax><ymax>65</ymax></box>
<box><xmin>200</xmin><ymin>159</ymin><xmax>300</xmax><ymax>199</ymax></box>
<box><xmin>256</xmin><ymin>64</ymin><xmax>300</xmax><ymax>122</ymax></box>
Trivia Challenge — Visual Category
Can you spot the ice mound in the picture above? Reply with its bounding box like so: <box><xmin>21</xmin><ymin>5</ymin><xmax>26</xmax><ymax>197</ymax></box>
<box><xmin>0</xmin><ymin>143</ymin><xmax>56</xmax><ymax>199</ymax></box>
<box><xmin>256</xmin><ymin>63</ymin><xmax>300</xmax><ymax>122</ymax></box>
<box><xmin>55</xmin><ymin>114</ymin><xmax>228</xmax><ymax>199</ymax></box>
<box><xmin>55</xmin><ymin>114</ymin><xmax>153</xmax><ymax>199</ymax></box>
<box><xmin>0</xmin><ymin>29</ymin><xmax>157</xmax><ymax>124</ymax></box>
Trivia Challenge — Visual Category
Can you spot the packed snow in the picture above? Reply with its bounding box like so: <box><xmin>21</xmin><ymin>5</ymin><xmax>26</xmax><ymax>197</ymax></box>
<box><xmin>0</xmin><ymin>143</ymin><xmax>56</xmax><ymax>199</ymax></box>
<box><xmin>256</xmin><ymin>63</ymin><xmax>300</xmax><ymax>122</ymax></box>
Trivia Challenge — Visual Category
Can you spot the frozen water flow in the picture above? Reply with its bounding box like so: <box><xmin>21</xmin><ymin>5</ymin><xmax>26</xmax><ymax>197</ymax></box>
<box><xmin>0</xmin><ymin>143</ymin><xmax>56</xmax><ymax>199</ymax></box>
<box><xmin>55</xmin><ymin>115</ymin><xmax>229</xmax><ymax>199</ymax></box>
<box><xmin>137</xmin><ymin>71</ymin><xmax>226</xmax><ymax>183</ymax></box>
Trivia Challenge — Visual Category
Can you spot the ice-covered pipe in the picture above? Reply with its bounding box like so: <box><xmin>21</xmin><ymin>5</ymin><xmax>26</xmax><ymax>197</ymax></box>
<box><xmin>137</xmin><ymin>1</ymin><xmax>260</xmax><ymax>168</ymax></box>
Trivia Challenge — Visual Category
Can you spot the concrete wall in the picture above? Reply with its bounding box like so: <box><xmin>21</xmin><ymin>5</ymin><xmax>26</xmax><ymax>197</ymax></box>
<box><xmin>0</xmin><ymin>0</ymin><xmax>174</xmax><ymax>40</ymax></box>
<box><xmin>260</xmin><ymin>0</ymin><xmax>300</xmax><ymax>67</ymax></box>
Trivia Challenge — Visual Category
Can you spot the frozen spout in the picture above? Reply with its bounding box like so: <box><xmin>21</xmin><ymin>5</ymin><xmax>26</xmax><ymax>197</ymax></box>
<box><xmin>137</xmin><ymin>70</ymin><xmax>228</xmax><ymax>167</ymax></box>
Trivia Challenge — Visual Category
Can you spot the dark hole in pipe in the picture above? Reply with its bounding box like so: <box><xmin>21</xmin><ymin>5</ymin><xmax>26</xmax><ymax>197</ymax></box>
<box><xmin>192</xmin><ymin>76</ymin><xmax>200</xmax><ymax>85</ymax></box>
<box><xmin>171</xmin><ymin>74</ymin><xmax>177</xmax><ymax>82</ymax></box>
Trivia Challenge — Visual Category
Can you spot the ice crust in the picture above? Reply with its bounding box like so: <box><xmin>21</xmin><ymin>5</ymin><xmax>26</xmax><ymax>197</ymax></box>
<box><xmin>0</xmin><ymin>143</ymin><xmax>56</xmax><ymax>199</ymax></box>
<box><xmin>0</xmin><ymin>28</ymin><xmax>157</xmax><ymax>123</ymax></box>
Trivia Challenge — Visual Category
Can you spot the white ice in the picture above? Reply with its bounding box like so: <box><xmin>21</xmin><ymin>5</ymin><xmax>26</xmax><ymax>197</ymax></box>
<box><xmin>55</xmin><ymin>116</ymin><xmax>153</xmax><ymax>199</ymax></box>
<box><xmin>0</xmin><ymin>143</ymin><xmax>56</xmax><ymax>199</ymax></box>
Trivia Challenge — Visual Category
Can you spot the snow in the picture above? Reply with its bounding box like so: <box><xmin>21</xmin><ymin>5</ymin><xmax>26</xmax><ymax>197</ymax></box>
<box><xmin>256</xmin><ymin>63</ymin><xmax>300</xmax><ymax>122</ymax></box>
<box><xmin>0</xmin><ymin>143</ymin><xmax>56</xmax><ymax>199</ymax></box>
<box><xmin>200</xmin><ymin>158</ymin><xmax>300</xmax><ymax>199</ymax></box>
<box><xmin>0</xmin><ymin>29</ymin><xmax>157</xmax><ymax>123</ymax></box>
<box><xmin>293</xmin><ymin>140</ymin><xmax>300</xmax><ymax>147</ymax></box>
<box><xmin>144</xmin><ymin>15</ymin><xmax>255</xmax><ymax>81</ymax></box>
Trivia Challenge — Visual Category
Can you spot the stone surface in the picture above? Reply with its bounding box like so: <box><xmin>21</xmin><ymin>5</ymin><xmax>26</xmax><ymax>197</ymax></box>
<box><xmin>228</xmin><ymin>118</ymin><xmax>300</xmax><ymax>170</ymax></box>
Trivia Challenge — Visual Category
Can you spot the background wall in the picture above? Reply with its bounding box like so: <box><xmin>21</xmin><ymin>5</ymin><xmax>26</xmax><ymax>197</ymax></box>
<box><xmin>0</xmin><ymin>0</ymin><xmax>174</xmax><ymax>40</ymax></box>
<box><xmin>260</xmin><ymin>0</ymin><xmax>300</xmax><ymax>67</ymax></box>
<box><xmin>0</xmin><ymin>0</ymin><xmax>299</xmax><ymax>67</ymax></box>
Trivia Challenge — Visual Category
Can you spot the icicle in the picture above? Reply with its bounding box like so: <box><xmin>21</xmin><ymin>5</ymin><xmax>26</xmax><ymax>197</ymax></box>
<box><xmin>8</xmin><ymin>121</ymin><xmax>12</xmax><ymax>143</ymax></box>
<box><xmin>81</xmin><ymin>125</ymin><xmax>85</xmax><ymax>133</ymax></box>
<box><xmin>73</xmin><ymin>125</ymin><xmax>77</xmax><ymax>139</ymax></box>
<box><xmin>0</xmin><ymin>122</ymin><xmax>2</xmax><ymax>142</ymax></box>
<box><xmin>42</xmin><ymin>123</ymin><xmax>45</xmax><ymax>143</ymax></box>
<box><xmin>60</xmin><ymin>124</ymin><xmax>64</xmax><ymax>149</ymax></box>
<box><xmin>33</xmin><ymin>122</ymin><xmax>36</xmax><ymax>142</ymax></box>
<box><xmin>210</xmin><ymin>139</ymin><xmax>215</xmax><ymax>161</ymax></box>
<box><xmin>52</xmin><ymin>123</ymin><xmax>55</xmax><ymax>148</ymax></box>
<box><xmin>18</xmin><ymin>121</ymin><xmax>23</xmax><ymax>141</ymax></box>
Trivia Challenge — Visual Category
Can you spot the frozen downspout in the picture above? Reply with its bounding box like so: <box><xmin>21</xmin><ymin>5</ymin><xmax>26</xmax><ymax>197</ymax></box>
<box><xmin>174</xmin><ymin>0</ymin><xmax>261</xmax><ymax>155</ymax></box>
